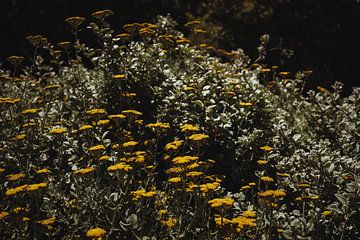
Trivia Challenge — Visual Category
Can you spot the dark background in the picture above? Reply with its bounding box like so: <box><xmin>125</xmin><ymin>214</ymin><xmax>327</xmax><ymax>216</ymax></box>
<box><xmin>1</xmin><ymin>0</ymin><xmax>359</xmax><ymax>95</ymax></box>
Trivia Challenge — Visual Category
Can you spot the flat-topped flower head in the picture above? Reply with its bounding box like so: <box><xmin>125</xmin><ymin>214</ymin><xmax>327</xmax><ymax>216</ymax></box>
<box><xmin>86</xmin><ymin>108</ymin><xmax>107</xmax><ymax>116</ymax></box>
<box><xmin>7</xmin><ymin>173</ymin><xmax>26</xmax><ymax>181</ymax></box>
<box><xmin>146</xmin><ymin>122</ymin><xmax>170</xmax><ymax>130</ymax></box>
<box><xmin>184</xmin><ymin>20</ymin><xmax>201</xmax><ymax>28</ymax></box>
<box><xmin>74</xmin><ymin>167</ymin><xmax>96</xmax><ymax>175</ymax></box>
<box><xmin>86</xmin><ymin>227</ymin><xmax>106</xmax><ymax>238</ymax></box>
<box><xmin>188</xmin><ymin>133</ymin><xmax>209</xmax><ymax>142</ymax></box>
<box><xmin>107</xmin><ymin>162</ymin><xmax>133</xmax><ymax>172</ymax></box>
<box><xmin>7</xmin><ymin>55</ymin><xmax>25</xmax><ymax>65</ymax></box>
<box><xmin>65</xmin><ymin>16</ymin><xmax>86</xmax><ymax>30</ymax></box>
<box><xmin>112</xmin><ymin>74</ymin><xmax>126</xmax><ymax>79</ymax></box>
<box><xmin>208</xmin><ymin>198</ymin><xmax>234</xmax><ymax>208</ymax></box>
<box><xmin>21</xmin><ymin>108</ymin><xmax>40</xmax><ymax>115</ymax></box>
<box><xmin>79</xmin><ymin>125</ymin><xmax>93</xmax><ymax>131</ymax></box>
<box><xmin>180</xmin><ymin>124</ymin><xmax>200</xmax><ymax>133</ymax></box>
<box><xmin>88</xmin><ymin>145</ymin><xmax>105</xmax><ymax>152</ymax></box>
<box><xmin>50</xmin><ymin>128</ymin><xmax>67</xmax><ymax>134</ymax></box>
<box><xmin>57</xmin><ymin>41</ymin><xmax>72</xmax><ymax>49</ymax></box>
<box><xmin>260</xmin><ymin>145</ymin><xmax>273</xmax><ymax>151</ymax></box>
<box><xmin>91</xmin><ymin>10</ymin><xmax>114</xmax><ymax>21</ymax></box>
<box><xmin>240</xmin><ymin>102</ymin><xmax>253</xmax><ymax>106</ymax></box>
<box><xmin>172</xmin><ymin>156</ymin><xmax>199</xmax><ymax>165</ymax></box>
<box><xmin>121</xmin><ymin>109</ymin><xmax>143</xmax><ymax>118</ymax></box>
<box><xmin>260</xmin><ymin>176</ymin><xmax>274</xmax><ymax>182</ymax></box>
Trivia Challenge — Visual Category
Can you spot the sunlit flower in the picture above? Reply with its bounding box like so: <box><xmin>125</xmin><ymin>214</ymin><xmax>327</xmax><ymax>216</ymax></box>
<box><xmin>161</xmin><ymin>217</ymin><xmax>177</xmax><ymax>228</ymax></box>
<box><xmin>26</xmin><ymin>182</ymin><xmax>48</xmax><ymax>191</ymax></box>
<box><xmin>0</xmin><ymin>211</ymin><xmax>9</xmax><ymax>219</ymax></box>
<box><xmin>108</xmin><ymin>114</ymin><xmax>126</xmax><ymax>120</ymax></box>
<box><xmin>79</xmin><ymin>125</ymin><xmax>93</xmax><ymax>131</ymax></box>
<box><xmin>121</xmin><ymin>109</ymin><xmax>143</xmax><ymax>117</ymax></box>
<box><xmin>36</xmin><ymin>168</ymin><xmax>51</xmax><ymax>174</ymax></box>
<box><xmin>199</xmin><ymin>182</ymin><xmax>220</xmax><ymax>193</ymax></box>
<box><xmin>322</xmin><ymin>210</ymin><xmax>331</xmax><ymax>217</ymax></box>
<box><xmin>188</xmin><ymin>133</ymin><xmax>209</xmax><ymax>142</ymax></box>
<box><xmin>65</xmin><ymin>16</ymin><xmax>86</xmax><ymax>29</ymax></box>
<box><xmin>122</xmin><ymin>141</ymin><xmax>138</xmax><ymax>148</ymax></box>
<box><xmin>208</xmin><ymin>198</ymin><xmax>234</xmax><ymax>208</ymax></box>
<box><xmin>57</xmin><ymin>41</ymin><xmax>72</xmax><ymax>49</ymax></box>
<box><xmin>131</xmin><ymin>189</ymin><xmax>157</xmax><ymax>201</ymax></box>
<box><xmin>88</xmin><ymin>145</ymin><xmax>105</xmax><ymax>152</ymax></box>
<box><xmin>185</xmin><ymin>171</ymin><xmax>203</xmax><ymax>177</ymax></box>
<box><xmin>146</xmin><ymin>122</ymin><xmax>170</xmax><ymax>129</ymax></box>
<box><xmin>23</xmin><ymin>217</ymin><xmax>30</xmax><ymax>222</ymax></box>
<box><xmin>86</xmin><ymin>108</ymin><xmax>107</xmax><ymax>115</ymax></box>
<box><xmin>273</xmin><ymin>190</ymin><xmax>286</xmax><ymax>198</ymax></box>
<box><xmin>260</xmin><ymin>176</ymin><xmax>274</xmax><ymax>182</ymax></box>
<box><xmin>5</xmin><ymin>184</ymin><xmax>28</xmax><ymax>196</ymax></box>
<box><xmin>168</xmin><ymin>177</ymin><xmax>182</xmax><ymax>183</ymax></box>
<box><xmin>164</xmin><ymin>140</ymin><xmax>184</xmax><ymax>151</ymax></box>
<box><xmin>112</xmin><ymin>74</ymin><xmax>126</xmax><ymax>79</ymax></box>
<box><xmin>257</xmin><ymin>160</ymin><xmax>268</xmax><ymax>165</ymax></box>
<box><xmin>7</xmin><ymin>173</ymin><xmax>25</xmax><ymax>181</ymax></box>
<box><xmin>7</xmin><ymin>55</ymin><xmax>25</xmax><ymax>64</ymax></box>
<box><xmin>241</xmin><ymin>185</ymin><xmax>251</xmax><ymax>191</ymax></box>
<box><xmin>97</xmin><ymin>119</ymin><xmax>110</xmax><ymax>126</ymax></box>
<box><xmin>43</xmin><ymin>84</ymin><xmax>61</xmax><ymax>90</ymax></box>
<box><xmin>276</xmin><ymin>172</ymin><xmax>290</xmax><ymax>177</ymax></box>
<box><xmin>91</xmin><ymin>9</ymin><xmax>114</xmax><ymax>20</ymax></box>
<box><xmin>184</xmin><ymin>20</ymin><xmax>201</xmax><ymax>28</ymax></box>
<box><xmin>258</xmin><ymin>190</ymin><xmax>274</xmax><ymax>198</ymax></box>
<box><xmin>260</xmin><ymin>145</ymin><xmax>273</xmax><ymax>151</ymax></box>
<box><xmin>107</xmin><ymin>162</ymin><xmax>133</xmax><ymax>172</ymax></box>
<box><xmin>239</xmin><ymin>102</ymin><xmax>253</xmax><ymax>106</ymax></box>
<box><xmin>180</xmin><ymin>124</ymin><xmax>199</xmax><ymax>133</ymax></box>
<box><xmin>242</xmin><ymin>210</ymin><xmax>257</xmax><ymax>218</ymax></box>
<box><xmin>316</xmin><ymin>86</ymin><xmax>328</xmax><ymax>93</ymax></box>
<box><xmin>21</xmin><ymin>108</ymin><xmax>40</xmax><ymax>115</ymax></box>
<box><xmin>73</xmin><ymin>167</ymin><xmax>96</xmax><ymax>175</ymax></box>
<box><xmin>99</xmin><ymin>155</ymin><xmax>110</xmax><ymax>161</ymax></box>
<box><xmin>50</xmin><ymin>128</ymin><xmax>67</xmax><ymax>134</ymax></box>
<box><xmin>86</xmin><ymin>227</ymin><xmax>106</xmax><ymax>238</ymax></box>
<box><xmin>172</xmin><ymin>156</ymin><xmax>199</xmax><ymax>165</ymax></box>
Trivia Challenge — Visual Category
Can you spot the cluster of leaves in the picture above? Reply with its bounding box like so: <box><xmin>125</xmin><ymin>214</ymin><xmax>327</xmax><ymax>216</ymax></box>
<box><xmin>0</xmin><ymin>12</ymin><xmax>359</xmax><ymax>239</ymax></box>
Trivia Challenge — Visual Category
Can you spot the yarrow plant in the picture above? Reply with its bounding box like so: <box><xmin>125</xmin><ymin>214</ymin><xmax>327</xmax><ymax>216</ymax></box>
<box><xmin>0</xmin><ymin>10</ymin><xmax>359</xmax><ymax>240</ymax></box>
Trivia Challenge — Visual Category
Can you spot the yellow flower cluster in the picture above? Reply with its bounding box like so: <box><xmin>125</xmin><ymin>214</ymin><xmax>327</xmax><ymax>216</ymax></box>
<box><xmin>107</xmin><ymin>162</ymin><xmax>133</xmax><ymax>172</ymax></box>
<box><xmin>180</xmin><ymin>124</ymin><xmax>199</xmax><ymax>133</ymax></box>
<box><xmin>5</xmin><ymin>183</ymin><xmax>47</xmax><ymax>196</ymax></box>
<box><xmin>257</xmin><ymin>189</ymin><xmax>286</xmax><ymax>198</ymax></box>
<box><xmin>208</xmin><ymin>198</ymin><xmax>234</xmax><ymax>208</ymax></box>
<box><xmin>7</xmin><ymin>173</ymin><xmax>26</xmax><ymax>181</ymax></box>
<box><xmin>146</xmin><ymin>122</ymin><xmax>170</xmax><ymax>129</ymax></box>
<box><xmin>50</xmin><ymin>128</ymin><xmax>67</xmax><ymax>134</ymax></box>
<box><xmin>0</xmin><ymin>211</ymin><xmax>9</xmax><ymax>219</ymax></box>
<box><xmin>108</xmin><ymin>114</ymin><xmax>126</xmax><ymax>120</ymax></box>
<box><xmin>260</xmin><ymin>176</ymin><xmax>275</xmax><ymax>182</ymax></box>
<box><xmin>121</xmin><ymin>109</ymin><xmax>143</xmax><ymax>117</ymax></box>
<box><xmin>79</xmin><ymin>125</ymin><xmax>93</xmax><ymax>131</ymax></box>
<box><xmin>86</xmin><ymin>227</ymin><xmax>107</xmax><ymax>238</ymax></box>
<box><xmin>0</xmin><ymin>97</ymin><xmax>20</xmax><ymax>104</ymax></box>
<box><xmin>21</xmin><ymin>108</ymin><xmax>40</xmax><ymax>115</ymax></box>
<box><xmin>88</xmin><ymin>145</ymin><xmax>105</xmax><ymax>151</ymax></box>
<box><xmin>164</xmin><ymin>140</ymin><xmax>184</xmax><ymax>151</ymax></box>
<box><xmin>260</xmin><ymin>145</ymin><xmax>273</xmax><ymax>151</ymax></box>
<box><xmin>188</xmin><ymin>133</ymin><xmax>209</xmax><ymax>141</ymax></box>
<box><xmin>122</xmin><ymin>141</ymin><xmax>138</xmax><ymax>148</ymax></box>
<box><xmin>97</xmin><ymin>119</ymin><xmax>110</xmax><ymax>126</ymax></box>
<box><xmin>172</xmin><ymin>155</ymin><xmax>199</xmax><ymax>165</ymax></box>
<box><xmin>161</xmin><ymin>218</ymin><xmax>177</xmax><ymax>228</ymax></box>
<box><xmin>73</xmin><ymin>167</ymin><xmax>96</xmax><ymax>175</ymax></box>
<box><xmin>86</xmin><ymin>108</ymin><xmax>107</xmax><ymax>115</ymax></box>
<box><xmin>130</xmin><ymin>189</ymin><xmax>157</xmax><ymax>201</ymax></box>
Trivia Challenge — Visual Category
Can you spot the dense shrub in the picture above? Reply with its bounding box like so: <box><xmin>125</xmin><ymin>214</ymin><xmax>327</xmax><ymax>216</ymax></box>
<box><xmin>0</xmin><ymin>13</ymin><xmax>359</xmax><ymax>239</ymax></box>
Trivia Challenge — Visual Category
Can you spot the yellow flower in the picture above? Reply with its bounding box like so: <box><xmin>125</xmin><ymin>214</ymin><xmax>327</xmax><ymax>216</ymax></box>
<box><xmin>297</xmin><ymin>183</ymin><xmax>311</xmax><ymax>188</ymax></box>
<box><xmin>43</xmin><ymin>84</ymin><xmax>61</xmax><ymax>90</ymax></box>
<box><xmin>27</xmin><ymin>182</ymin><xmax>48</xmax><ymax>192</ymax></box>
<box><xmin>50</xmin><ymin>128</ymin><xmax>67</xmax><ymax>134</ymax></box>
<box><xmin>161</xmin><ymin>218</ymin><xmax>177</xmax><ymax>228</ymax></box>
<box><xmin>168</xmin><ymin>177</ymin><xmax>182</xmax><ymax>183</ymax></box>
<box><xmin>260</xmin><ymin>176</ymin><xmax>274</xmax><ymax>182</ymax></box>
<box><xmin>21</xmin><ymin>108</ymin><xmax>39</xmax><ymax>115</ymax></box>
<box><xmin>257</xmin><ymin>160</ymin><xmax>268</xmax><ymax>165</ymax></box>
<box><xmin>184</xmin><ymin>20</ymin><xmax>201</xmax><ymax>28</ymax></box>
<box><xmin>86</xmin><ymin>108</ymin><xmax>107</xmax><ymax>115</ymax></box>
<box><xmin>0</xmin><ymin>168</ymin><xmax>5</xmax><ymax>174</ymax></box>
<box><xmin>276</xmin><ymin>172</ymin><xmax>290</xmax><ymax>177</ymax></box>
<box><xmin>112</xmin><ymin>74</ymin><xmax>126</xmax><ymax>79</ymax></box>
<box><xmin>79</xmin><ymin>125</ymin><xmax>93</xmax><ymax>131</ymax></box>
<box><xmin>122</xmin><ymin>141</ymin><xmax>138</xmax><ymax>148</ymax></box>
<box><xmin>273</xmin><ymin>190</ymin><xmax>286</xmax><ymax>198</ymax></box>
<box><xmin>180</xmin><ymin>124</ymin><xmax>200</xmax><ymax>133</ymax></box>
<box><xmin>88</xmin><ymin>145</ymin><xmax>105</xmax><ymax>151</ymax></box>
<box><xmin>199</xmin><ymin>182</ymin><xmax>220</xmax><ymax>193</ymax></box>
<box><xmin>146</xmin><ymin>122</ymin><xmax>170</xmax><ymax>129</ymax></box>
<box><xmin>23</xmin><ymin>122</ymin><xmax>36</xmax><ymax>128</ymax></box>
<box><xmin>232</xmin><ymin>216</ymin><xmax>257</xmax><ymax>231</ymax></box>
<box><xmin>131</xmin><ymin>189</ymin><xmax>157</xmax><ymax>201</ymax></box>
<box><xmin>97</xmin><ymin>119</ymin><xmax>110</xmax><ymax>126</ymax></box>
<box><xmin>121</xmin><ymin>109</ymin><xmax>143</xmax><ymax>117</ymax></box>
<box><xmin>7</xmin><ymin>55</ymin><xmax>25</xmax><ymax>64</ymax></box>
<box><xmin>242</xmin><ymin>210</ymin><xmax>257</xmax><ymax>218</ymax></box>
<box><xmin>91</xmin><ymin>9</ymin><xmax>113</xmax><ymax>20</ymax></box>
<box><xmin>13</xmin><ymin>207</ymin><xmax>28</xmax><ymax>214</ymax></box>
<box><xmin>278</xmin><ymin>72</ymin><xmax>290</xmax><ymax>76</ymax></box>
<box><xmin>239</xmin><ymin>102</ymin><xmax>253</xmax><ymax>106</ymax></box>
<box><xmin>107</xmin><ymin>163</ymin><xmax>133</xmax><ymax>172</ymax></box>
<box><xmin>172</xmin><ymin>156</ymin><xmax>199</xmax><ymax>165</ymax></box>
<box><xmin>99</xmin><ymin>155</ymin><xmax>110</xmax><ymax>161</ymax></box>
<box><xmin>108</xmin><ymin>114</ymin><xmax>126</xmax><ymax>120</ymax></box>
<box><xmin>188</xmin><ymin>133</ymin><xmax>209</xmax><ymax>141</ymax></box>
<box><xmin>249</xmin><ymin>182</ymin><xmax>256</xmax><ymax>186</ymax></box>
<box><xmin>65</xmin><ymin>16</ymin><xmax>86</xmax><ymax>29</ymax></box>
<box><xmin>257</xmin><ymin>190</ymin><xmax>274</xmax><ymax>198</ymax></box>
<box><xmin>185</xmin><ymin>171</ymin><xmax>203</xmax><ymax>177</ymax></box>
<box><xmin>11</xmin><ymin>134</ymin><xmax>26</xmax><ymax>141</ymax></box>
<box><xmin>36</xmin><ymin>168</ymin><xmax>51</xmax><ymax>174</ymax></box>
<box><xmin>322</xmin><ymin>210</ymin><xmax>331</xmax><ymax>217</ymax></box>
<box><xmin>23</xmin><ymin>217</ymin><xmax>30</xmax><ymax>222</ymax></box>
<box><xmin>73</xmin><ymin>167</ymin><xmax>96</xmax><ymax>175</ymax></box>
<box><xmin>158</xmin><ymin>209</ymin><xmax>167</xmax><ymax>217</ymax></box>
<box><xmin>241</xmin><ymin>185</ymin><xmax>251</xmax><ymax>191</ymax></box>
<box><xmin>261</xmin><ymin>68</ymin><xmax>271</xmax><ymax>73</ymax></box>
<box><xmin>7</xmin><ymin>173</ymin><xmax>26</xmax><ymax>181</ymax></box>
<box><xmin>260</xmin><ymin>145</ymin><xmax>273</xmax><ymax>151</ymax></box>
<box><xmin>208</xmin><ymin>198</ymin><xmax>234</xmax><ymax>208</ymax></box>
<box><xmin>164</xmin><ymin>140</ymin><xmax>184</xmax><ymax>151</ymax></box>
<box><xmin>37</xmin><ymin>217</ymin><xmax>56</xmax><ymax>226</ymax></box>
<box><xmin>86</xmin><ymin>227</ymin><xmax>106</xmax><ymax>238</ymax></box>
<box><xmin>5</xmin><ymin>184</ymin><xmax>28</xmax><ymax>196</ymax></box>
<box><xmin>57</xmin><ymin>41</ymin><xmax>72</xmax><ymax>49</ymax></box>
<box><xmin>0</xmin><ymin>211</ymin><xmax>9</xmax><ymax>219</ymax></box>
<box><xmin>166</xmin><ymin>167</ymin><xmax>184</xmax><ymax>175</ymax></box>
